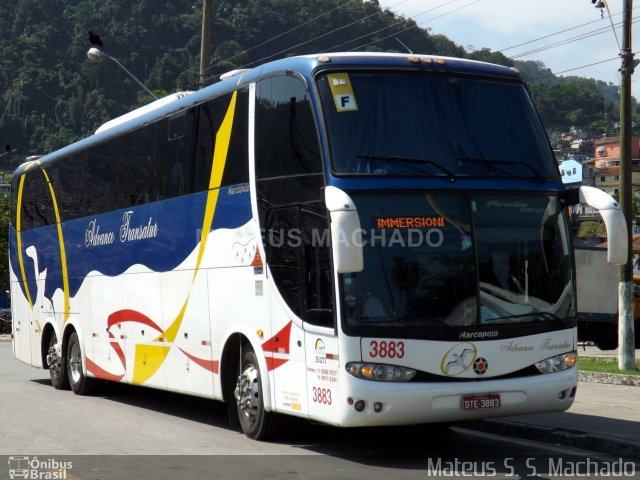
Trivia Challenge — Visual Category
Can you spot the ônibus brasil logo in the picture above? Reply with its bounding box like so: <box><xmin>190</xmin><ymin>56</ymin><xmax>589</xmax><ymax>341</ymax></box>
<box><xmin>8</xmin><ymin>456</ymin><xmax>73</xmax><ymax>480</ymax></box>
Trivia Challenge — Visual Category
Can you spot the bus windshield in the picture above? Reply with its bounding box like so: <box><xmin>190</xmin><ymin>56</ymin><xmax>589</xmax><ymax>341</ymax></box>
<box><xmin>341</xmin><ymin>193</ymin><xmax>575</xmax><ymax>330</ymax></box>
<box><xmin>316</xmin><ymin>71</ymin><xmax>558</xmax><ymax>179</ymax></box>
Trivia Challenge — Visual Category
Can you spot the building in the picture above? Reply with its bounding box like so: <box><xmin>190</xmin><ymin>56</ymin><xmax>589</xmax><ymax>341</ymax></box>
<box><xmin>592</xmin><ymin>135</ymin><xmax>640</xmax><ymax>198</ymax></box>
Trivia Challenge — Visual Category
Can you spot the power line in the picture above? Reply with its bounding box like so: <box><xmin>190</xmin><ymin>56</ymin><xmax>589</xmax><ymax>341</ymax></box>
<box><xmin>346</xmin><ymin>0</ymin><xmax>482</xmax><ymax>52</ymax></box>
<box><xmin>510</xmin><ymin>17</ymin><xmax>640</xmax><ymax>60</ymax></box>
<box><xmin>498</xmin><ymin>8</ymin><xmax>634</xmax><ymax>53</ymax></box>
<box><xmin>212</xmin><ymin>0</ymin><xmax>359</xmax><ymax>68</ymax></box>
<box><xmin>203</xmin><ymin>0</ymin><xmax>477</xmax><ymax>83</ymax></box>
<box><xmin>324</xmin><ymin>0</ymin><xmax>474</xmax><ymax>53</ymax></box>
<box><xmin>552</xmin><ymin>56</ymin><xmax>621</xmax><ymax>77</ymax></box>
<box><xmin>202</xmin><ymin>0</ymin><xmax>413</xmax><ymax>82</ymax></box>
<box><xmin>190</xmin><ymin>0</ymin><xmax>363</xmax><ymax>82</ymax></box>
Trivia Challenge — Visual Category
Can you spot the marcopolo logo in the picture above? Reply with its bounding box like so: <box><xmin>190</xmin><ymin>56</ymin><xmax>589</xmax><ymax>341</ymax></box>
<box><xmin>8</xmin><ymin>456</ymin><xmax>73</xmax><ymax>480</ymax></box>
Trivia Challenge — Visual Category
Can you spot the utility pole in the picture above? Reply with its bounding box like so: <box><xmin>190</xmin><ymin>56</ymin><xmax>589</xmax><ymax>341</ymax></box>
<box><xmin>617</xmin><ymin>0</ymin><xmax>636</xmax><ymax>371</ymax></box>
<box><xmin>199</xmin><ymin>0</ymin><xmax>212</xmax><ymax>88</ymax></box>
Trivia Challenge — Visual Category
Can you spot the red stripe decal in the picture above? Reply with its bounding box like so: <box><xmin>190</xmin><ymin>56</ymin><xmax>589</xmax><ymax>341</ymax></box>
<box><xmin>179</xmin><ymin>348</ymin><xmax>219</xmax><ymax>373</ymax></box>
<box><xmin>261</xmin><ymin>321</ymin><xmax>293</xmax><ymax>371</ymax></box>
<box><xmin>262</xmin><ymin>321</ymin><xmax>293</xmax><ymax>354</ymax></box>
<box><xmin>107</xmin><ymin>309</ymin><xmax>164</xmax><ymax>333</ymax></box>
<box><xmin>86</xmin><ymin>357</ymin><xmax>125</xmax><ymax>382</ymax></box>
<box><xmin>265</xmin><ymin>357</ymin><xmax>288</xmax><ymax>371</ymax></box>
<box><xmin>108</xmin><ymin>332</ymin><xmax>127</xmax><ymax>368</ymax></box>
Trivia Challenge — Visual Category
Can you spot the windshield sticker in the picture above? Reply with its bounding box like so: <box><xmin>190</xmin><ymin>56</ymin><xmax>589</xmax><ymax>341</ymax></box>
<box><xmin>327</xmin><ymin>73</ymin><xmax>359</xmax><ymax>112</ymax></box>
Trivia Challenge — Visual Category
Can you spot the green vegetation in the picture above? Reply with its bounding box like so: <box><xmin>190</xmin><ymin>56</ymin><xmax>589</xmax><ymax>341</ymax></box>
<box><xmin>0</xmin><ymin>182</ymin><xmax>8</xmax><ymax>296</ymax></box>
<box><xmin>577</xmin><ymin>220</ymin><xmax>607</xmax><ymax>238</ymax></box>
<box><xmin>0</xmin><ymin>0</ymin><xmax>637</xmax><ymax>168</ymax></box>
<box><xmin>579</xmin><ymin>357</ymin><xmax>640</xmax><ymax>376</ymax></box>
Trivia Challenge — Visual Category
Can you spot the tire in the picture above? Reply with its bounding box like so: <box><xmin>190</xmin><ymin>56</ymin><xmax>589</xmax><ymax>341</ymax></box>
<box><xmin>233</xmin><ymin>347</ymin><xmax>279</xmax><ymax>440</ymax></box>
<box><xmin>66</xmin><ymin>331</ymin><xmax>96</xmax><ymax>395</ymax></box>
<box><xmin>46</xmin><ymin>331</ymin><xmax>69</xmax><ymax>390</ymax></box>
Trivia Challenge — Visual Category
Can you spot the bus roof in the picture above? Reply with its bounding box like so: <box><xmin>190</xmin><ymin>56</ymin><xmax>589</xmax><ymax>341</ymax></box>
<box><xmin>14</xmin><ymin>52</ymin><xmax>522</xmax><ymax>177</ymax></box>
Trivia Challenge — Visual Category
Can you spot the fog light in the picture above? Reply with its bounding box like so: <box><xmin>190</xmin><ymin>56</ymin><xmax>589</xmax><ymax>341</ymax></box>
<box><xmin>373</xmin><ymin>402</ymin><xmax>383</xmax><ymax>412</ymax></box>
<box><xmin>354</xmin><ymin>400</ymin><xmax>365</xmax><ymax>412</ymax></box>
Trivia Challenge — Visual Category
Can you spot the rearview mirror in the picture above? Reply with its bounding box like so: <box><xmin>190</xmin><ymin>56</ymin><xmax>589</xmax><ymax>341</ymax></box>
<box><xmin>324</xmin><ymin>186</ymin><xmax>363</xmax><ymax>273</ymax></box>
<box><xmin>579</xmin><ymin>186</ymin><xmax>628</xmax><ymax>265</ymax></box>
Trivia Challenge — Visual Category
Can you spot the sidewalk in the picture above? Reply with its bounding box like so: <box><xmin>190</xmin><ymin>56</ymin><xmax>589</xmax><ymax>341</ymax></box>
<box><xmin>466</xmin><ymin>347</ymin><xmax>640</xmax><ymax>458</ymax></box>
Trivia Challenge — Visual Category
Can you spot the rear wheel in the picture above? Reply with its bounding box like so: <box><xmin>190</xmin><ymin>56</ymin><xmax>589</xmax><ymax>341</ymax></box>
<box><xmin>67</xmin><ymin>331</ymin><xmax>96</xmax><ymax>395</ymax></box>
<box><xmin>234</xmin><ymin>347</ymin><xmax>279</xmax><ymax>440</ymax></box>
<box><xmin>46</xmin><ymin>332</ymin><xmax>69</xmax><ymax>390</ymax></box>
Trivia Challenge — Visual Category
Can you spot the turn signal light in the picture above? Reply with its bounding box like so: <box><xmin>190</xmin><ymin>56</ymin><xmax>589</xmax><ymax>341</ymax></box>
<box><xmin>346</xmin><ymin>362</ymin><xmax>416</xmax><ymax>382</ymax></box>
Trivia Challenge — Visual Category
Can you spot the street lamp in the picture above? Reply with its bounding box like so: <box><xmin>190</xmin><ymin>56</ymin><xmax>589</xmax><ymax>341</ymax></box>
<box><xmin>86</xmin><ymin>47</ymin><xmax>158</xmax><ymax>100</ymax></box>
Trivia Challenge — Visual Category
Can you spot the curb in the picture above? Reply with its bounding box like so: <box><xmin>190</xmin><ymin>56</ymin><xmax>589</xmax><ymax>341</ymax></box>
<box><xmin>464</xmin><ymin>418</ymin><xmax>640</xmax><ymax>458</ymax></box>
<box><xmin>579</xmin><ymin>370</ymin><xmax>640</xmax><ymax>387</ymax></box>
<box><xmin>0</xmin><ymin>334</ymin><xmax>10</xmax><ymax>343</ymax></box>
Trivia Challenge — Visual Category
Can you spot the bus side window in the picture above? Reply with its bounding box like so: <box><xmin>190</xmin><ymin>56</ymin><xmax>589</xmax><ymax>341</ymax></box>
<box><xmin>20</xmin><ymin>170</ymin><xmax>54</xmax><ymax>230</ymax></box>
<box><xmin>255</xmin><ymin>74</ymin><xmax>333</xmax><ymax>327</ymax></box>
<box><xmin>116</xmin><ymin>127</ymin><xmax>154</xmax><ymax>208</ymax></box>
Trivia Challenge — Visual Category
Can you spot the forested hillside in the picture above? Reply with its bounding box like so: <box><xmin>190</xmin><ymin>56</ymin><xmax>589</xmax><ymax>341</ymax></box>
<box><xmin>0</xmin><ymin>0</ymin><xmax>635</xmax><ymax>168</ymax></box>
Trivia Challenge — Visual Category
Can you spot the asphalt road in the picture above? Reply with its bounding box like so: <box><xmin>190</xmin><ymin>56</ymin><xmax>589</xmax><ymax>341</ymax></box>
<box><xmin>0</xmin><ymin>341</ymin><xmax>635</xmax><ymax>480</ymax></box>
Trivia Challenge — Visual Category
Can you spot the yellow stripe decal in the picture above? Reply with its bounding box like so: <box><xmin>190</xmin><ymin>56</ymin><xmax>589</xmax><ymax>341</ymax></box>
<box><xmin>135</xmin><ymin>91</ymin><xmax>238</xmax><ymax>384</ymax></box>
<box><xmin>15</xmin><ymin>174</ymin><xmax>33</xmax><ymax>308</ymax></box>
<box><xmin>16</xmin><ymin>161</ymin><xmax>67</xmax><ymax>331</ymax></box>
<box><xmin>40</xmin><ymin>168</ymin><xmax>70</xmax><ymax>320</ymax></box>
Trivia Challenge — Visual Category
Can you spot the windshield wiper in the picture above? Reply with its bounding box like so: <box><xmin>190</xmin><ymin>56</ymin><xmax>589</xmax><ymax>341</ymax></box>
<box><xmin>390</xmin><ymin>314</ymin><xmax>460</xmax><ymax>334</ymax></box>
<box><xmin>355</xmin><ymin>154</ymin><xmax>457</xmax><ymax>181</ymax></box>
<box><xmin>358</xmin><ymin>315</ymin><xmax>459</xmax><ymax>333</ymax></box>
<box><xmin>457</xmin><ymin>157</ymin><xmax>545</xmax><ymax>183</ymax></box>
<box><xmin>485</xmin><ymin>311</ymin><xmax>571</xmax><ymax>327</ymax></box>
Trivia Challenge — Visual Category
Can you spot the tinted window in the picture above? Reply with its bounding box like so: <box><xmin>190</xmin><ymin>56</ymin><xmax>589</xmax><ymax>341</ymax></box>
<box><xmin>317</xmin><ymin>72</ymin><xmax>557</xmax><ymax>179</ymax></box>
<box><xmin>256</xmin><ymin>75</ymin><xmax>321</xmax><ymax>179</ymax></box>
<box><xmin>256</xmin><ymin>75</ymin><xmax>332</xmax><ymax>325</ymax></box>
<box><xmin>17</xmin><ymin>88</ymin><xmax>249</xmax><ymax>230</ymax></box>
<box><xmin>20</xmin><ymin>167</ymin><xmax>58</xmax><ymax>229</ymax></box>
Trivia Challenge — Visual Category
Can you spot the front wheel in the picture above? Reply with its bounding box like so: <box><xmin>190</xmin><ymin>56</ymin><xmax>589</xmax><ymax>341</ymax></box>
<box><xmin>233</xmin><ymin>347</ymin><xmax>279</xmax><ymax>440</ymax></box>
<box><xmin>67</xmin><ymin>331</ymin><xmax>96</xmax><ymax>395</ymax></box>
<box><xmin>46</xmin><ymin>332</ymin><xmax>69</xmax><ymax>390</ymax></box>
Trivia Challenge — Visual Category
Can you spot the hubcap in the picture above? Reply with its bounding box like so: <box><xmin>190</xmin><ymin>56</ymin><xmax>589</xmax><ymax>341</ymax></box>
<box><xmin>47</xmin><ymin>341</ymin><xmax>61</xmax><ymax>380</ymax></box>
<box><xmin>68</xmin><ymin>342</ymin><xmax>82</xmax><ymax>384</ymax></box>
<box><xmin>234</xmin><ymin>363</ymin><xmax>260</xmax><ymax>424</ymax></box>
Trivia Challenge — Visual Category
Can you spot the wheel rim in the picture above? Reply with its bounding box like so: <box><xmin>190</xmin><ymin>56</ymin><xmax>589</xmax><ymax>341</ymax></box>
<box><xmin>46</xmin><ymin>337</ymin><xmax>61</xmax><ymax>381</ymax></box>
<box><xmin>68</xmin><ymin>341</ymin><xmax>82</xmax><ymax>385</ymax></box>
<box><xmin>235</xmin><ymin>363</ymin><xmax>260</xmax><ymax>426</ymax></box>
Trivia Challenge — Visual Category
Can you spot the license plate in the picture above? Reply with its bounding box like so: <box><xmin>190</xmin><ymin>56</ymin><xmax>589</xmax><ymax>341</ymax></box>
<box><xmin>463</xmin><ymin>394</ymin><xmax>501</xmax><ymax>410</ymax></box>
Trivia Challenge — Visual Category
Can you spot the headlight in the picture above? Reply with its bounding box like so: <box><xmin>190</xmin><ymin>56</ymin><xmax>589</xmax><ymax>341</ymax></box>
<box><xmin>535</xmin><ymin>351</ymin><xmax>577</xmax><ymax>374</ymax></box>
<box><xmin>346</xmin><ymin>362</ymin><xmax>416</xmax><ymax>382</ymax></box>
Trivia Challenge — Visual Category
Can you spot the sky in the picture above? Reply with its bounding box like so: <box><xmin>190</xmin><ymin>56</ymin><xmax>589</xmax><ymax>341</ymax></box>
<box><xmin>376</xmin><ymin>0</ymin><xmax>640</xmax><ymax>95</ymax></box>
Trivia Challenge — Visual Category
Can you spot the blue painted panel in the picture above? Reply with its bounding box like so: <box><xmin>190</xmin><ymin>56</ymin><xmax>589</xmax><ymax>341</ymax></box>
<box><xmin>10</xmin><ymin>184</ymin><xmax>252</xmax><ymax>301</ymax></box>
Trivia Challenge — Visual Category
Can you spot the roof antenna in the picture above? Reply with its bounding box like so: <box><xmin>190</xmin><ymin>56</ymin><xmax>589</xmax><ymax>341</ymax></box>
<box><xmin>395</xmin><ymin>37</ymin><xmax>413</xmax><ymax>54</ymax></box>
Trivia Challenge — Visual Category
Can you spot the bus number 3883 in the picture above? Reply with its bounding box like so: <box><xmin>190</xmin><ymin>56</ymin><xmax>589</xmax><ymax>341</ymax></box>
<box><xmin>369</xmin><ymin>340</ymin><xmax>405</xmax><ymax>359</ymax></box>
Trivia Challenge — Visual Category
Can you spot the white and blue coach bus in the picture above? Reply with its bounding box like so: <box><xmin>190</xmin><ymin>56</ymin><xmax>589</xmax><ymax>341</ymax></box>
<box><xmin>9</xmin><ymin>52</ymin><xmax>627</xmax><ymax>439</ymax></box>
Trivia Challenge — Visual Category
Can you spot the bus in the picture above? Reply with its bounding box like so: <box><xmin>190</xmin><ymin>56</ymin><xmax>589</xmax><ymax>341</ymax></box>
<box><xmin>9</xmin><ymin>52</ymin><xmax>627</xmax><ymax>440</ymax></box>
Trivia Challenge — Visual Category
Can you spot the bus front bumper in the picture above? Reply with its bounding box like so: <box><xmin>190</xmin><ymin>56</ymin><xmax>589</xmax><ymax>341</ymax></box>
<box><xmin>331</xmin><ymin>368</ymin><xmax>577</xmax><ymax>427</ymax></box>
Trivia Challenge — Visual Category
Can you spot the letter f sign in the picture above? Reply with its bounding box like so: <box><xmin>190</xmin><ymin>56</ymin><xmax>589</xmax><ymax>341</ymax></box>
<box><xmin>335</xmin><ymin>94</ymin><xmax>358</xmax><ymax>112</ymax></box>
